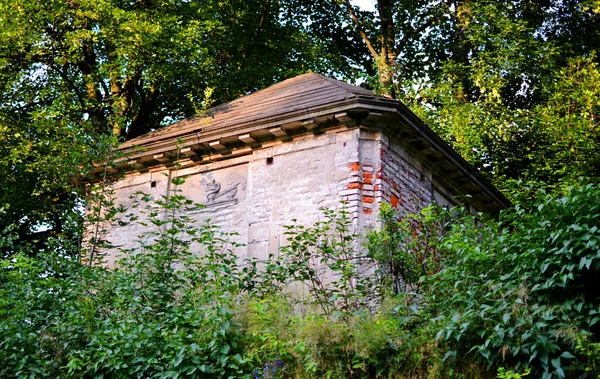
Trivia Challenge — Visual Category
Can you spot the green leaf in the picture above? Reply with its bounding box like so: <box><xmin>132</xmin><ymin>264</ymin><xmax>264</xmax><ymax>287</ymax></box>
<box><xmin>219</xmin><ymin>344</ymin><xmax>230</xmax><ymax>355</ymax></box>
<box><xmin>560</xmin><ymin>351</ymin><xmax>575</xmax><ymax>359</ymax></box>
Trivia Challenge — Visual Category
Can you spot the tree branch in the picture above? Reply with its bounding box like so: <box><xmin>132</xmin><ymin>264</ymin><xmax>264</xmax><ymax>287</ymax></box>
<box><xmin>344</xmin><ymin>0</ymin><xmax>380</xmax><ymax>61</ymax></box>
<box><xmin>255</xmin><ymin>0</ymin><xmax>270</xmax><ymax>40</ymax></box>
<box><xmin>49</xmin><ymin>62</ymin><xmax>87</xmax><ymax>112</ymax></box>
<box><xmin>397</xmin><ymin>17</ymin><xmax>436</xmax><ymax>54</ymax></box>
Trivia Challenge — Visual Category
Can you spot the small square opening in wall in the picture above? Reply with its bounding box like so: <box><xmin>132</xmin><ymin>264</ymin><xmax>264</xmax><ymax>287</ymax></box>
<box><xmin>266</xmin><ymin>157</ymin><xmax>274</xmax><ymax>165</ymax></box>
<box><xmin>150</xmin><ymin>181</ymin><xmax>157</xmax><ymax>188</ymax></box>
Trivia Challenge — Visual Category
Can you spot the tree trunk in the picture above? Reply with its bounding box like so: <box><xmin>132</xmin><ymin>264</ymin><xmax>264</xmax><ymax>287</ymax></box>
<box><xmin>451</xmin><ymin>0</ymin><xmax>472</xmax><ymax>102</ymax></box>
<box><xmin>377</xmin><ymin>0</ymin><xmax>397</xmax><ymax>98</ymax></box>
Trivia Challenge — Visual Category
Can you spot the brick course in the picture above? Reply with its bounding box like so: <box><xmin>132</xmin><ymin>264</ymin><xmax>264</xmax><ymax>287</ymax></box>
<box><xmin>377</xmin><ymin>136</ymin><xmax>433</xmax><ymax>216</ymax></box>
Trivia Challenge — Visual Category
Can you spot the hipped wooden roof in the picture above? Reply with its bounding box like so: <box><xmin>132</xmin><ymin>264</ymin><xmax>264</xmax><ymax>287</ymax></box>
<box><xmin>114</xmin><ymin>73</ymin><xmax>510</xmax><ymax>214</ymax></box>
<box><xmin>121</xmin><ymin>73</ymin><xmax>373</xmax><ymax>149</ymax></box>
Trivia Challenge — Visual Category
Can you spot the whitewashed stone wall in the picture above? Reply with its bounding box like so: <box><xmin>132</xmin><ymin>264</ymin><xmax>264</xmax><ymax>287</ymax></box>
<box><xmin>90</xmin><ymin>168</ymin><xmax>171</xmax><ymax>266</ymax></box>
<box><xmin>94</xmin><ymin>127</ymin><xmax>452</xmax><ymax>265</ymax></box>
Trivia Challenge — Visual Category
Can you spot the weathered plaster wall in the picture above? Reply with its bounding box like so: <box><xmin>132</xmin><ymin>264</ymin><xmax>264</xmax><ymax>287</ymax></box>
<box><xmin>243</xmin><ymin>128</ymin><xmax>361</xmax><ymax>259</ymax></box>
<box><xmin>94</xmin><ymin>127</ymin><xmax>454</xmax><ymax>266</ymax></box>
<box><xmin>97</xmin><ymin>128</ymin><xmax>364</xmax><ymax>264</ymax></box>
<box><xmin>90</xmin><ymin>168</ymin><xmax>171</xmax><ymax>266</ymax></box>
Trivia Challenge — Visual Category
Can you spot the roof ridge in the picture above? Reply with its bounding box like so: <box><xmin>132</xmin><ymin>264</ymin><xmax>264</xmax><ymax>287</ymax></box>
<box><xmin>202</xmin><ymin>72</ymin><xmax>319</xmax><ymax>113</ymax></box>
<box><xmin>186</xmin><ymin>73</ymin><xmax>321</xmax><ymax>113</ymax></box>
<box><xmin>316</xmin><ymin>74</ymin><xmax>372</xmax><ymax>95</ymax></box>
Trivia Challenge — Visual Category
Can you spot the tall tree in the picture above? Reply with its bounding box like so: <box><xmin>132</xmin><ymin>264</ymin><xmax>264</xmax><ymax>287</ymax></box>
<box><xmin>300</xmin><ymin>0</ymin><xmax>467</xmax><ymax>98</ymax></box>
<box><xmin>0</xmin><ymin>0</ymin><xmax>341</xmax><ymax>139</ymax></box>
<box><xmin>310</xmin><ymin>0</ymin><xmax>600</xmax><ymax>189</ymax></box>
<box><xmin>0</xmin><ymin>0</ymin><xmax>355</xmax><ymax>246</ymax></box>
<box><xmin>412</xmin><ymin>1</ymin><xmax>600</xmax><ymax>189</ymax></box>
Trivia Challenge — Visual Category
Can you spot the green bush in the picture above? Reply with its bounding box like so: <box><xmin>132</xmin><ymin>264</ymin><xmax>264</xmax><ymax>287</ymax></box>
<box><xmin>2</xmin><ymin>180</ymin><xmax>599</xmax><ymax>378</ymax></box>
<box><xmin>277</xmin><ymin>205</ymin><xmax>374</xmax><ymax>317</ymax></box>
<box><xmin>1</xmin><ymin>184</ymin><xmax>261</xmax><ymax>378</ymax></box>
<box><xmin>426</xmin><ymin>181</ymin><xmax>600</xmax><ymax>378</ymax></box>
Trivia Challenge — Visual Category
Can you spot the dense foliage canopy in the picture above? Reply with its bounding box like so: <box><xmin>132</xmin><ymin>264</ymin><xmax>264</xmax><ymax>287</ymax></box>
<box><xmin>0</xmin><ymin>0</ymin><xmax>351</xmax><ymax>138</ymax></box>
<box><xmin>324</xmin><ymin>0</ymin><xmax>600</xmax><ymax>189</ymax></box>
<box><xmin>0</xmin><ymin>0</ymin><xmax>362</xmax><ymax>243</ymax></box>
<box><xmin>1</xmin><ymin>0</ymin><xmax>600</xmax><ymax>377</ymax></box>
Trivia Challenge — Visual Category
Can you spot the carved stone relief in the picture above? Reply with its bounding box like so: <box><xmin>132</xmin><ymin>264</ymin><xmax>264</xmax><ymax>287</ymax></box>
<box><xmin>177</xmin><ymin>164</ymin><xmax>248</xmax><ymax>213</ymax></box>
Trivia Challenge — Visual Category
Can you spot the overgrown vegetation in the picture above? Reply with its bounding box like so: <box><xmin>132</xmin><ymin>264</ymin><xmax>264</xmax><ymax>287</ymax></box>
<box><xmin>1</xmin><ymin>0</ymin><xmax>599</xmax><ymax>377</ymax></box>
<box><xmin>2</xmin><ymin>179</ymin><xmax>599</xmax><ymax>378</ymax></box>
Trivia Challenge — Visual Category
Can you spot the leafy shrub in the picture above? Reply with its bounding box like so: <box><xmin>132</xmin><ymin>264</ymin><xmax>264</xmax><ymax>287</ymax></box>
<box><xmin>367</xmin><ymin>202</ymin><xmax>448</xmax><ymax>298</ymax></box>
<box><xmin>240</xmin><ymin>294</ymin><xmax>437</xmax><ymax>379</ymax></box>
<box><xmin>1</xmin><ymin>183</ymin><xmax>262</xmax><ymax>378</ymax></box>
<box><xmin>0</xmin><ymin>239</ymin><xmax>93</xmax><ymax>377</ymax></box>
<box><xmin>277</xmin><ymin>205</ymin><xmax>375</xmax><ymax>316</ymax></box>
<box><xmin>2</xmin><ymin>179</ymin><xmax>600</xmax><ymax>378</ymax></box>
<box><xmin>426</xmin><ymin>182</ymin><xmax>600</xmax><ymax>378</ymax></box>
<box><xmin>74</xmin><ymin>186</ymin><xmax>262</xmax><ymax>378</ymax></box>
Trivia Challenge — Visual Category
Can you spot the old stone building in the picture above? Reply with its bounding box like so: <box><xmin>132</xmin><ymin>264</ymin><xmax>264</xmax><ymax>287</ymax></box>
<box><xmin>93</xmin><ymin>73</ymin><xmax>508</xmax><ymax>264</ymax></box>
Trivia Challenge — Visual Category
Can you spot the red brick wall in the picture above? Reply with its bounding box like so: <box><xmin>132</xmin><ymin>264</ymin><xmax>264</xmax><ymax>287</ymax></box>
<box><xmin>341</xmin><ymin>131</ymin><xmax>434</xmax><ymax>222</ymax></box>
<box><xmin>377</xmin><ymin>136</ymin><xmax>433</xmax><ymax>216</ymax></box>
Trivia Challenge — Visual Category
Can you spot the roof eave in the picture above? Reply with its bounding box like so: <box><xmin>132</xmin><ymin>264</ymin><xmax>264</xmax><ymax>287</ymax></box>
<box><xmin>359</xmin><ymin>99</ymin><xmax>511</xmax><ymax>214</ymax></box>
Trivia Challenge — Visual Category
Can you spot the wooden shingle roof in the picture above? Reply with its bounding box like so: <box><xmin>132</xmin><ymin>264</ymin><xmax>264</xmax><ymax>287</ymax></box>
<box><xmin>121</xmin><ymin>73</ymin><xmax>373</xmax><ymax>149</ymax></box>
